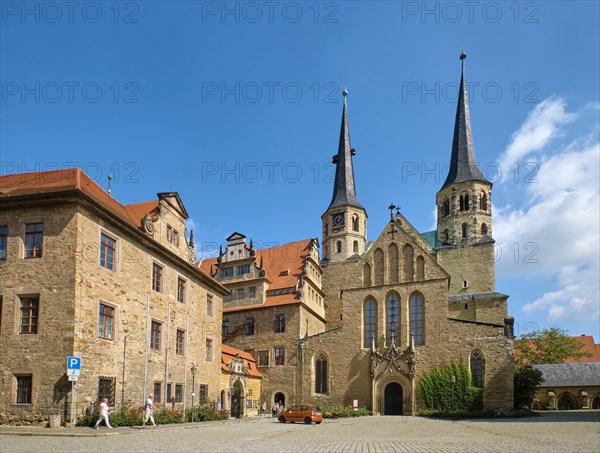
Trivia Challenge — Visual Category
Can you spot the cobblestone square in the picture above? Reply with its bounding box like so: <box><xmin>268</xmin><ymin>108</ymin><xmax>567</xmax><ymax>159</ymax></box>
<box><xmin>2</xmin><ymin>411</ymin><xmax>599</xmax><ymax>452</ymax></box>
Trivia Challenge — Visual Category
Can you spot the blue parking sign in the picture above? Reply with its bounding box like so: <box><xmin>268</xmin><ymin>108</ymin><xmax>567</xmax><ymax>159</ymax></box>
<box><xmin>67</xmin><ymin>356</ymin><xmax>81</xmax><ymax>370</ymax></box>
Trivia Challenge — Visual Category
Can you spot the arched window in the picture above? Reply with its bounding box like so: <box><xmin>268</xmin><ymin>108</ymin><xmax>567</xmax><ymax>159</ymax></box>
<box><xmin>363</xmin><ymin>263</ymin><xmax>371</xmax><ymax>286</ymax></box>
<box><xmin>409</xmin><ymin>292</ymin><xmax>424</xmax><ymax>345</ymax></box>
<box><xmin>470</xmin><ymin>350</ymin><xmax>484</xmax><ymax>388</ymax></box>
<box><xmin>336</xmin><ymin>241</ymin><xmax>342</xmax><ymax>254</ymax></box>
<box><xmin>315</xmin><ymin>353</ymin><xmax>328</xmax><ymax>394</ymax></box>
<box><xmin>352</xmin><ymin>215</ymin><xmax>359</xmax><ymax>232</ymax></box>
<box><xmin>403</xmin><ymin>244</ymin><xmax>414</xmax><ymax>282</ymax></box>
<box><xmin>385</xmin><ymin>292</ymin><xmax>400</xmax><ymax>347</ymax></box>
<box><xmin>462</xmin><ymin>223</ymin><xmax>468</xmax><ymax>239</ymax></box>
<box><xmin>416</xmin><ymin>255</ymin><xmax>425</xmax><ymax>280</ymax></box>
<box><xmin>480</xmin><ymin>192</ymin><xmax>488</xmax><ymax>211</ymax></box>
<box><xmin>353</xmin><ymin>240</ymin><xmax>359</xmax><ymax>253</ymax></box>
<box><xmin>443</xmin><ymin>199</ymin><xmax>450</xmax><ymax>217</ymax></box>
<box><xmin>388</xmin><ymin>243</ymin><xmax>399</xmax><ymax>284</ymax></box>
<box><xmin>374</xmin><ymin>248</ymin><xmax>384</xmax><ymax>286</ymax></box>
<box><xmin>323</xmin><ymin>245</ymin><xmax>328</xmax><ymax>258</ymax></box>
<box><xmin>323</xmin><ymin>222</ymin><xmax>328</xmax><ymax>237</ymax></box>
<box><xmin>443</xmin><ymin>229</ymin><xmax>449</xmax><ymax>242</ymax></box>
<box><xmin>481</xmin><ymin>223</ymin><xmax>488</xmax><ymax>236</ymax></box>
<box><xmin>363</xmin><ymin>298</ymin><xmax>377</xmax><ymax>348</ymax></box>
<box><xmin>460</xmin><ymin>194</ymin><xmax>470</xmax><ymax>211</ymax></box>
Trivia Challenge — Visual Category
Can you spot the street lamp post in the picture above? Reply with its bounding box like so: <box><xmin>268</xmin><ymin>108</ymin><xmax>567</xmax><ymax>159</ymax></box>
<box><xmin>191</xmin><ymin>364</ymin><xmax>197</xmax><ymax>422</ymax></box>
<box><xmin>451</xmin><ymin>374</ymin><xmax>456</xmax><ymax>411</ymax></box>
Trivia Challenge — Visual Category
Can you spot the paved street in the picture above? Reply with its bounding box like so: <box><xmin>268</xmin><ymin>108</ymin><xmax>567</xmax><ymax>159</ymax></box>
<box><xmin>1</xmin><ymin>411</ymin><xmax>599</xmax><ymax>452</ymax></box>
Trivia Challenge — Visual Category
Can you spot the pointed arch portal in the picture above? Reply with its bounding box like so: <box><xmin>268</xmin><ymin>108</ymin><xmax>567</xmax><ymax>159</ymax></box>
<box><xmin>384</xmin><ymin>383</ymin><xmax>403</xmax><ymax>415</ymax></box>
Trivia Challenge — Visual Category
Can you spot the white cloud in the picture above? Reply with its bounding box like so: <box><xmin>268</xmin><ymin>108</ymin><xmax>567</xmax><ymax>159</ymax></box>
<box><xmin>497</xmin><ymin>97</ymin><xmax>576</xmax><ymax>181</ymax></box>
<box><xmin>494</xmin><ymin>98</ymin><xmax>599</xmax><ymax>324</ymax></box>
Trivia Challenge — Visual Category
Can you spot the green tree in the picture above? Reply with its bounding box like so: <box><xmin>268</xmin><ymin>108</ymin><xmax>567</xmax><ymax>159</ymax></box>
<box><xmin>514</xmin><ymin>364</ymin><xmax>544</xmax><ymax>409</ymax></box>
<box><xmin>515</xmin><ymin>327</ymin><xmax>593</xmax><ymax>365</ymax></box>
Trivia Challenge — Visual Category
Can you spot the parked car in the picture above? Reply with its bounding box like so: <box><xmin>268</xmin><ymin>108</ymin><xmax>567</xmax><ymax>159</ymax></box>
<box><xmin>278</xmin><ymin>404</ymin><xmax>323</xmax><ymax>424</ymax></box>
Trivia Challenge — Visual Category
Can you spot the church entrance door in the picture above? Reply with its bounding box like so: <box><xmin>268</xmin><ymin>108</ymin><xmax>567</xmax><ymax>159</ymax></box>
<box><xmin>384</xmin><ymin>383</ymin><xmax>403</xmax><ymax>415</ymax></box>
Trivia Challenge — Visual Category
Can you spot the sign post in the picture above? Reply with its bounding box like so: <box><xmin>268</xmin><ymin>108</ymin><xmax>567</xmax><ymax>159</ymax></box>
<box><xmin>67</xmin><ymin>357</ymin><xmax>81</xmax><ymax>426</ymax></box>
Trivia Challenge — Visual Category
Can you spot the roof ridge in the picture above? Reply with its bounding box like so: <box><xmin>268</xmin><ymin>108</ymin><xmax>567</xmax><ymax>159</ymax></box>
<box><xmin>126</xmin><ymin>200</ymin><xmax>159</xmax><ymax>207</ymax></box>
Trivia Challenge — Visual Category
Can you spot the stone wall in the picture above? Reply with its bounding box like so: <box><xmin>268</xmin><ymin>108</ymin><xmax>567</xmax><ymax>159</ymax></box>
<box><xmin>533</xmin><ymin>386</ymin><xmax>600</xmax><ymax>410</ymax></box>
<box><xmin>438</xmin><ymin>242</ymin><xmax>496</xmax><ymax>294</ymax></box>
<box><xmin>0</xmin><ymin>201</ymin><xmax>78</xmax><ymax>424</ymax></box>
<box><xmin>222</xmin><ymin>304</ymin><xmax>301</xmax><ymax>406</ymax></box>
<box><xmin>0</xmin><ymin>195</ymin><xmax>225</xmax><ymax>424</ymax></box>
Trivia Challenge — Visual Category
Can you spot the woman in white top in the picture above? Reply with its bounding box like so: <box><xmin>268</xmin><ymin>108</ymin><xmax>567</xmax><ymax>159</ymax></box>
<box><xmin>142</xmin><ymin>394</ymin><xmax>158</xmax><ymax>429</ymax></box>
<box><xmin>94</xmin><ymin>399</ymin><xmax>112</xmax><ymax>429</ymax></box>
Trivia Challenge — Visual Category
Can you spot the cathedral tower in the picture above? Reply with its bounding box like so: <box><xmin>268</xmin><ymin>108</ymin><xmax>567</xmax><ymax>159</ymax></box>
<box><xmin>436</xmin><ymin>53</ymin><xmax>495</xmax><ymax>294</ymax></box>
<box><xmin>321</xmin><ymin>89</ymin><xmax>367</xmax><ymax>262</ymax></box>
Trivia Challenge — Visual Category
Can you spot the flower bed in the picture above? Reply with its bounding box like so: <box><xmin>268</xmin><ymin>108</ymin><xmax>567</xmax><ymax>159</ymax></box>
<box><xmin>320</xmin><ymin>405</ymin><xmax>371</xmax><ymax>419</ymax></box>
<box><xmin>77</xmin><ymin>402</ymin><xmax>228</xmax><ymax>427</ymax></box>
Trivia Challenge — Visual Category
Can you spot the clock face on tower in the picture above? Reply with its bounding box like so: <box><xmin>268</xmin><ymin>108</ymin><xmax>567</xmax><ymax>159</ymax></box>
<box><xmin>332</xmin><ymin>213</ymin><xmax>345</xmax><ymax>227</ymax></box>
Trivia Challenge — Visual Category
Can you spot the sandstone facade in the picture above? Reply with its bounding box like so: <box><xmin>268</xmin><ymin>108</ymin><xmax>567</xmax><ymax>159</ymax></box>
<box><xmin>0</xmin><ymin>170</ymin><xmax>227</xmax><ymax>424</ymax></box>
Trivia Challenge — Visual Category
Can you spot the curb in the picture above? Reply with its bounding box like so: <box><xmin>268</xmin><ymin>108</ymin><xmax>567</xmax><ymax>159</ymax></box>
<box><xmin>0</xmin><ymin>430</ymin><xmax>119</xmax><ymax>438</ymax></box>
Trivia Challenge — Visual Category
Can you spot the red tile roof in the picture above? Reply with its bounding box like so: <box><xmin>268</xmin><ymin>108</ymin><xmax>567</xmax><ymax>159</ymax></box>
<box><xmin>0</xmin><ymin>168</ymin><xmax>224</xmax><ymax>290</ymax></box>
<box><xmin>200</xmin><ymin>239</ymin><xmax>316</xmax><ymax>310</ymax></box>
<box><xmin>0</xmin><ymin>169</ymin><xmax>158</xmax><ymax>230</ymax></box>
<box><xmin>566</xmin><ymin>336</ymin><xmax>600</xmax><ymax>363</ymax></box>
<box><xmin>221</xmin><ymin>345</ymin><xmax>262</xmax><ymax>378</ymax></box>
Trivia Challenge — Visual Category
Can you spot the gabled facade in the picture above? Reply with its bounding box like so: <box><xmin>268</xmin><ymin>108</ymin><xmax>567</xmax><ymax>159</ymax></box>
<box><xmin>0</xmin><ymin>169</ymin><xmax>227</xmax><ymax>424</ymax></box>
<box><xmin>200</xmin><ymin>236</ymin><xmax>325</xmax><ymax>408</ymax></box>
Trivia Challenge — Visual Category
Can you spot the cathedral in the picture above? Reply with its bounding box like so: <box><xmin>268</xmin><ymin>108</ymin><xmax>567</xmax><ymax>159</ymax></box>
<box><xmin>203</xmin><ymin>53</ymin><xmax>515</xmax><ymax>414</ymax></box>
<box><xmin>0</xmin><ymin>54</ymin><xmax>514</xmax><ymax>424</ymax></box>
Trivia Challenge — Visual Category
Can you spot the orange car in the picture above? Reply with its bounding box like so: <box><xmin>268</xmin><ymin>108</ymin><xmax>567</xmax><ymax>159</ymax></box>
<box><xmin>278</xmin><ymin>404</ymin><xmax>323</xmax><ymax>424</ymax></box>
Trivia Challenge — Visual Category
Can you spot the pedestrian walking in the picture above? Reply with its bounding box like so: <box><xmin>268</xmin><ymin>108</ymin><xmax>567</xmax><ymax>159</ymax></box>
<box><xmin>142</xmin><ymin>394</ymin><xmax>158</xmax><ymax>429</ymax></box>
<box><xmin>271</xmin><ymin>403</ymin><xmax>277</xmax><ymax>419</ymax></box>
<box><xmin>93</xmin><ymin>398</ymin><xmax>112</xmax><ymax>429</ymax></box>
<box><xmin>261</xmin><ymin>401</ymin><xmax>266</xmax><ymax>416</ymax></box>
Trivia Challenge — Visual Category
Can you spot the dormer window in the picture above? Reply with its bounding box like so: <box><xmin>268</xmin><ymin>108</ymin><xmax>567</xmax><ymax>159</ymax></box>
<box><xmin>221</xmin><ymin>267</ymin><xmax>233</xmax><ymax>278</ymax></box>
<box><xmin>237</xmin><ymin>264</ymin><xmax>250</xmax><ymax>275</ymax></box>
<box><xmin>166</xmin><ymin>225</ymin><xmax>178</xmax><ymax>246</ymax></box>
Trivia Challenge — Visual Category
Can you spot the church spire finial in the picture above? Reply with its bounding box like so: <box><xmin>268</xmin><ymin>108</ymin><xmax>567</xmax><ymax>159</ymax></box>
<box><xmin>440</xmin><ymin>51</ymin><xmax>489</xmax><ymax>190</ymax></box>
<box><xmin>327</xmin><ymin>88</ymin><xmax>363</xmax><ymax>210</ymax></box>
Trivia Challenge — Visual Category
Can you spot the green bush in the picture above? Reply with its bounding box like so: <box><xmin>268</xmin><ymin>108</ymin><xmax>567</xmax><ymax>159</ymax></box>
<box><xmin>320</xmin><ymin>405</ymin><xmax>371</xmax><ymax>418</ymax></box>
<box><xmin>417</xmin><ymin>362</ymin><xmax>483</xmax><ymax>412</ymax></box>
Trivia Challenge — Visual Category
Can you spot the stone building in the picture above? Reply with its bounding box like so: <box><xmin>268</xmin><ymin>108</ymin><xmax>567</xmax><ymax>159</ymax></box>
<box><xmin>210</xmin><ymin>54</ymin><xmax>514</xmax><ymax>414</ymax></box>
<box><xmin>220</xmin><ymin>345</ymin><xmax>263</xmax><ymax>417</ymax></box>
<box><xmin>532</xmin><ymin>363</ymin><xmax>600</xmax><ymax>410</ymax></box>
<box><xmin>200</xmin><ymin>234</ymin><xmax>325</xmax><ymax>410</ymax></box>
<box><xmin>0</xmin><ymin>169</ymin><xmax>228</xmax><ymax>424</ymax></box>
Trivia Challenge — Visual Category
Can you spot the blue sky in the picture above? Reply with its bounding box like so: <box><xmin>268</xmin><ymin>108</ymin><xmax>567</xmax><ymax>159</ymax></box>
<box><xmin>1</xmin><ymin>1</ymin><xmax>599</xmax><ymax>339</ymax></box>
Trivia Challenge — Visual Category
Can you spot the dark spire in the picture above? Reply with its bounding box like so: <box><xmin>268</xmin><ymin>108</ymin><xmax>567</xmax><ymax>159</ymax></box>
<box><xmin>441</xmin><ymin>51</ymin><xmax>489</xmax><ymax>190</ymax></box>
<box><xmin>328</xmin><ymin>88</ymin><xmax>364</xmax><ymax>210</ymax></box>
